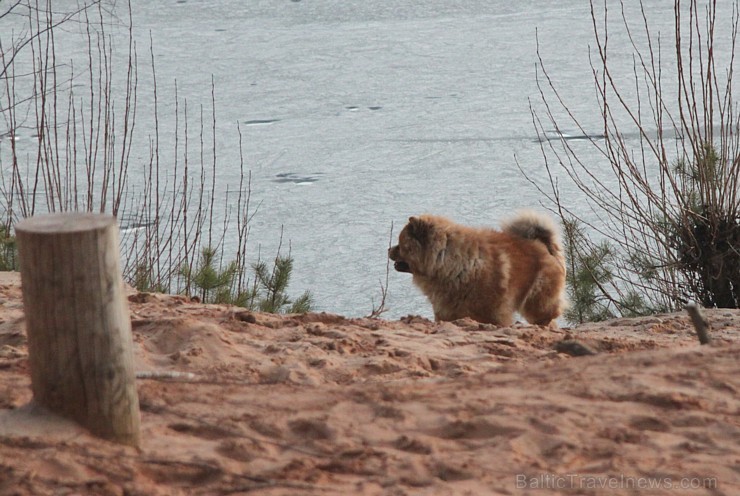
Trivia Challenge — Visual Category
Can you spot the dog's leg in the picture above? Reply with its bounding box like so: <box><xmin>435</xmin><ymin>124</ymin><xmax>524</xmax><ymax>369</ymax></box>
<box><xmin>520</xmin><ymin>263</ymin><xmax>565</xmax><ymax>326</ymax></box>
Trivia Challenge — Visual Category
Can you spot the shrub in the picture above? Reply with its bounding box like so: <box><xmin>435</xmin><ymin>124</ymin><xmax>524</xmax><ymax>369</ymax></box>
<box><xmin>181</xmin><ymin>245</ymin><xmax>312</xmax><ymax>314</ymax></box>
<box><xmin>529</xmin><ymin>0</ymin><xmax>740</xmax><ymax>317</ymax></box>
<box><xmin>0</xmin><ymin>226</ymin><xmax>17</xmax><ymax>271</ymax></box>
<box><xmin>562</xmin><ymin>218</ymin><xmax>663</xmax><ymax>324</ymax></box>
<box><xmin>180</xmin><ymin>247</ymin><xmax>238</xmax><ymax>304</ymax></box>
<box><xmin>251</xmin><ymin>255</ymin><xmax>313</xmax><ymax>314</ymax></box>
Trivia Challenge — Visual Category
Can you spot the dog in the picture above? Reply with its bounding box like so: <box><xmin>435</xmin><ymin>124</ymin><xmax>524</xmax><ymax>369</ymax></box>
<box><xmin>388</xmin><ymin>211</ymin><xmax>567</xmax><ymax>326</ymax></box>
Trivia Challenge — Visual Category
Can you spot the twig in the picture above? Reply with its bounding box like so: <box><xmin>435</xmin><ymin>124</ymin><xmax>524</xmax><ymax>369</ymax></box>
<box><xmin>135</xmin><ymin>370</ymin><xmax>198</xmax><ymax>381</ymax></box>
<box><xmin>367</xmin><ymin>221</ymin><xmax>393</xmax><ymax>318</ymax></box>
<box><xmin>685</xmin><ymin>302</ymin><xmax>711</xmax><ymax>345</ymax></box>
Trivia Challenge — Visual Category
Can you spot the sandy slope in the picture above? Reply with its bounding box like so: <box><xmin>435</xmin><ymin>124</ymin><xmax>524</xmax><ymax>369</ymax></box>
<box><xmin>0</xmin><ymin>274</ymin><xmax>738</xmax><ymax>495</ymax></box>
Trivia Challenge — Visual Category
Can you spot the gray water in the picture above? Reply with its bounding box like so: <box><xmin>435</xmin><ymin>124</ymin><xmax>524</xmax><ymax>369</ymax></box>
<box><xmin>2</xmin><ymin>1</ymin><xmax>724</xmax><ymax>318</ymax></box>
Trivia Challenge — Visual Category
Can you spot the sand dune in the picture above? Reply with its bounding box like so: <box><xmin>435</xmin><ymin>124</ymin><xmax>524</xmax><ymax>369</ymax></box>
<box><xmin>0</xmin><ymin>276</ymin><xmax>738</xmax><ymax>495</ymax></box>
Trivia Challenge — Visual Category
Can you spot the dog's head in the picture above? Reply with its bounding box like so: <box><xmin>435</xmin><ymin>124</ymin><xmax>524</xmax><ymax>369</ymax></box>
<box><xmin>388</xmin><ymin>216</ymin><xmax>446</xmax><ymax>275</ymax></box>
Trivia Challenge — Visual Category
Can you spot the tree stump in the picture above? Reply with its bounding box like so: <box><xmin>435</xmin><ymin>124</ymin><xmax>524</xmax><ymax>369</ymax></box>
<box><xmin>16</xmin><ymin>213</ymin><xmax>140</xmax><ymax>447</ymax></box>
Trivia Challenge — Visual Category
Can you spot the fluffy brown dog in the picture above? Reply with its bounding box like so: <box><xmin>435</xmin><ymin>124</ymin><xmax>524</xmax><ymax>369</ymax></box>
<box><xmin>388</xmin><ymin>211</ymin><xmax>567</xmax><ymax>326</ymax></box>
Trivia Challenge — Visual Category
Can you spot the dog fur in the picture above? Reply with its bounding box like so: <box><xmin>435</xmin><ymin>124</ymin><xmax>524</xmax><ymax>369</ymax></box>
<box><xmin>388</xmin><ymin>211</ymin><xmax>567</xmax><ymax>326</ymax></box>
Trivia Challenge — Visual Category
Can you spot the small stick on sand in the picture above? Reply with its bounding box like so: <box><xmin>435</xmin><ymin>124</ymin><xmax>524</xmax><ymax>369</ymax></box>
<box><xmin>135</xmin><ymin>371</ymin><xmax>198</xmax><ymax>381</ymax></box>
<box><xmin>685</xmin><ymin>303</ymin><xmax>711</xmax><ymax>345</ymax></box>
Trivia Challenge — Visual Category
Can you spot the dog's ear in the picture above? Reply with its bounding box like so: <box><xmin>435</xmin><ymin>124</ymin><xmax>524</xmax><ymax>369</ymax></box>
<box><xmin>407</xmin><ymin>216</ymin><xmax>432</xmax><ymax>245</ymax></box>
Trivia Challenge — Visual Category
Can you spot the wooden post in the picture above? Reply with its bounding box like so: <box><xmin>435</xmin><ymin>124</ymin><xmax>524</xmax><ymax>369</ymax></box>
<box><xmin>16</xmin><ymin>213</ymin><xmax>140</xmax><ymax>447</ymax></box>
<box><xmin>685</xmin><ymin>303</ymin><xmax>711</xmax><ymax>345</ymax></box>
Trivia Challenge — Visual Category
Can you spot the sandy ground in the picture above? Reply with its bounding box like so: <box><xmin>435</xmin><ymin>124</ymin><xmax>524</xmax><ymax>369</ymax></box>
<box><xmin>0</xmin><ymin>273</ymin><xmax>738</xmax><ymax>495</ymax></box>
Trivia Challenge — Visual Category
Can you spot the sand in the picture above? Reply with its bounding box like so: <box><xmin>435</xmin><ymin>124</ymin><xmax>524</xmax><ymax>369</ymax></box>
<box><xmin>0</xmin><ymin>273</ymin><xmax>738</xmax><ymax>495</ymax></box>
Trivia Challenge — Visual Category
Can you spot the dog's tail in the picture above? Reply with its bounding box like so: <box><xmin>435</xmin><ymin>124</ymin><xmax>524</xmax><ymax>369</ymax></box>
<box><xmin>502</xmin><ymin>210</ymin><xmax>565</xmax><ymax>268</ymax></box>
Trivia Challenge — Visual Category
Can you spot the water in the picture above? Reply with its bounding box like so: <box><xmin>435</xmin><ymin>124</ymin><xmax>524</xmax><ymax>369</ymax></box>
<box><xmin>2</xmin><ymin>1</ymin><xmax>730</xmax><ymax>318</ymax></box>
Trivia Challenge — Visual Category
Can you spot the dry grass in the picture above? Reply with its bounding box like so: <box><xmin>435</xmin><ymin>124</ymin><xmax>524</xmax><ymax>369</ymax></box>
<box><xmin>0</xmin><ymin>0</ymin><xmax>263</xmax><ymax>302</ymax></box>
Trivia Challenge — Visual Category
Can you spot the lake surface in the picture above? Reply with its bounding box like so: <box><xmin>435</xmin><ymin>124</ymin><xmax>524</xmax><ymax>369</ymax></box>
<box><xmin>3</xmin><ymin>0</ymin><xmax>732</xmax><ymax>318</ymax></box>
